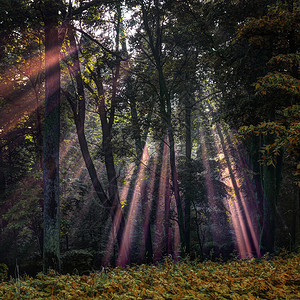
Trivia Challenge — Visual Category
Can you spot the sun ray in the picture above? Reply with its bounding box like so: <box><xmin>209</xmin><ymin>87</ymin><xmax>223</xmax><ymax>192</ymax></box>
<box><xmin>226</xmin><ymin>132</ymin><xmax>261</xmax><ymax>257</ymax></box>
<box><xmin>171</xmin><ymin>194</ymin><xmax>180</xmax><ymax>261</ymax></box>
<box><xmin>153</xmin><ymin>139</ymin><xmax>169</xmax><ymax>262</ymax></box>
<box><xmin>199</xmin><ymin>128</ymin><xmax>219</xmax><ymax>242</ymax></box>
<box><xmin>117</xmin><ymin>144</ymin><xmax>150</xmax><ymax>266</ymax></box>
<box><xmin>213</xmin><ymin>125</ymin><xmax>260</xmax><ymax>258</ymax></box>
<box><xmin>101</xmin><ymin>164</ymin><xmax>135</xmax><ymax>266</ymax></box>
<box><xmin>138</xmin><ymin>153</ymin><xmax>159</xmax><ymax>262</ymax></box>
<box><xmin>0</xmin><ymin>45</ymin><xmax>79</xmax><ymax>139</ymax></box>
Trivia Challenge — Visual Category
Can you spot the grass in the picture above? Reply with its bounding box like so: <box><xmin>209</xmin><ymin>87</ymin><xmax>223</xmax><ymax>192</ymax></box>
<box><xmin>0</xmin><ymin>253</ymin><xmax>299</xmax><ymax>299</ymax></box>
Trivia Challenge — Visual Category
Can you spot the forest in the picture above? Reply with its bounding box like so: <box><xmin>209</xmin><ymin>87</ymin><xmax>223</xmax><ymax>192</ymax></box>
<box><xmin>0</xmin><ymin>0</ymin><xmax>299</xmax><ymax>294</ymax></box>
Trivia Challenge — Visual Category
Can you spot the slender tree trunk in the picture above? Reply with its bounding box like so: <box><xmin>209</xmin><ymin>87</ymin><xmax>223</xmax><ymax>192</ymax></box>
<box><xmin>168</xmin><ymin>124</ymin><xmax>186</xmax><ymax>250</ymax></box>
<box><xmin>140</xmin><ymin>0</ymin><xmax>186</xmax><ymax>253</ymax></box>
<box><xmin>184</xmin><ymin>99</ymin><xmax>192</xmax><ymax>255</ymax></box>
<box><xmin>65</xmin><ymin>25</ymin><xmax>125</xmax><ymax>248</ymax></box>
<box><xmin>0</xmin><ymin>152</ymin><xmax>5</xmax><ymax>202</ymax></box>
<box><xmin>249</xmin><ymin>136</ymin><xmax>264</xmax><ymax>232</ymax></box>
<box><xmin>43</xmin><ymin>0</ymin><xmax>61</xmax><ymax>273</ymax></box>
<box><xmin>128</xmin><ymin>93</ymin><xmax>144</xmax><ymax>159</ymax></box>
<box><xmin>164</xmin><ymin>169</ymin><xmax>171</xmax><ymax>256</ymax></box>
<box><xmin>292</xmin><ymin>187</ymin><xmax>300</xmax><ymax>249</ymax></box>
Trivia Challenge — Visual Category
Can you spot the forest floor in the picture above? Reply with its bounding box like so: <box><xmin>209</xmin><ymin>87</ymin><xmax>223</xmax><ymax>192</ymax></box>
<box><xmin>0</xmin><ymin>253</ymin><xmax>299</xmax><ymax>299</ymax></box>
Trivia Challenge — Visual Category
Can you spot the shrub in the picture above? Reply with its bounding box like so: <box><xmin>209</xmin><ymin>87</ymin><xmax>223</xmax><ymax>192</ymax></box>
<box><xmin>61</xmin><ymin>249</ymin><xmax>93</xmax><ymax>275</ymax></box>
<box><xmin>0</xmin><ymin>263</ymin><xmax>8</xmax><ymax>282</ymax></box>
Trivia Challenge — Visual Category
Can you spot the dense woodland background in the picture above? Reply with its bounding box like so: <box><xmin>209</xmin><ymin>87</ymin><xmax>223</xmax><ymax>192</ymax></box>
<box><xmin>0</xmin><ymin>0</ymin><xmax>299</xmax><ymax>276</ymax></box>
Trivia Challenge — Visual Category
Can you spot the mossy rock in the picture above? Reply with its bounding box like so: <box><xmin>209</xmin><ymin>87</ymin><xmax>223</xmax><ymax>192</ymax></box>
<box><xmin>0</xmin><ymin>263</ymin><xmax>8</xmax><ymax>282</ymax></box>
<box><xmin>62</xmin><ymin>250</ymin><xmax>93</xmax><ymax>275</ymax></box>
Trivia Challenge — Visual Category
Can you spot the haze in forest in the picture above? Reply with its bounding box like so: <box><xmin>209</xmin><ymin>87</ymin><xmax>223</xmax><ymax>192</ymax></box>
<box><xmin>0</xmin><ymin>0</ymin><xmax>299</xmax><ymax>276</ymax></box>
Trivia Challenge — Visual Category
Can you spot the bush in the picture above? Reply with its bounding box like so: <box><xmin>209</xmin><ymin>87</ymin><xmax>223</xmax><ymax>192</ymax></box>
<box><xmin>61</xmin><ymin>250</ymin><xmax>93</xmax><ymax>275</ymax></box>
<box><xmin>0</xmin><ymin>263</ymin><xmax>8</xmax><ymax>282</ymax></box>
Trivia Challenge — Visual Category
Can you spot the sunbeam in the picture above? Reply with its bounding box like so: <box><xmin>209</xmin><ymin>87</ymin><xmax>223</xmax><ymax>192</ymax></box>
<box><xmin>139</xmin><ymin>154</ymin><xmax>159</xmax><ymax>262</ymax></box>
<box><xmin>153</xmin><ymin>139</ymin><xmax>169</xmax><ymax>262</ymax></box>
<box><xmin>172</xmin><ymin>195</ymin><xmax>181</xmax><ymax>261</ymax></box>
<box><xmin>213</xmin><ymin>124</ymin><xmax>260</xmax><ymax>258</ymax></box>
<box><xmin>0</xmin><ymin>44</ymin><xmax>79</xmax><ymax>140</ymax></box>
<box><xmin>199</xmin><ymin>128</ymin><xmax>219</xmax><ymax>244</ymax></box>
<box><xmin>117</xmin><ymin>144</ymin><xmax>150</xmax><ymax>266</ymax></box>
<box><xmin>102</xmin><ymin>164</ymin><xmax>135</xmax><ymax>266</ymax></box>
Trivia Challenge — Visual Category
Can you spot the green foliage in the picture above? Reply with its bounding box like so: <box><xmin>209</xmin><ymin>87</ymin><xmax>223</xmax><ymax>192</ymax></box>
<box><xmin>0</xmin><ymin>263</ymin><xmax>8</xmax><ymax>282</ymax></box>
<box><xmin>267</xmin><ymin>53</ymin><xmax>300</xmax><ymax>73</ymax></box>
<box><xmin>234</xmin><ymin>2</ymin><xmax>300</xmax><ymax>172</ymax></box>
<box><xmin>236</xmin><ymin>6</ymin><xmax>299</xmax><ymax>48</ymax></box>
<box><xmin>237</xmin><ymin>105</ymin><xmax>300</xmax><ymax>166</ymax></box>
<box><xmin>255</xmin><ymin>72</ymin><xmax>300</xmax><ymax>98</ymax></box>
<box><xmin>0</xmin><ymin>254</ymin><xmax>299</xmax><ymax>299</ymax></box>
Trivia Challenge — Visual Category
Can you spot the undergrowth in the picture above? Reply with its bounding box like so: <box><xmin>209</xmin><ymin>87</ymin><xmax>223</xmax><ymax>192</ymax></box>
<box><xmin>0</xmin><ymin>253</ymin><xmax>299</xmax><ymax>299</ymax></box>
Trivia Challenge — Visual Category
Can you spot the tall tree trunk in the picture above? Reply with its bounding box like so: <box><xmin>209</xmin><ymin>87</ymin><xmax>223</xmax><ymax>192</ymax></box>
<box><xmin>249</xmin><ymin>136</ymin><xmax>264</xmax><ymax>233</ymax></box>
<box><xmin>140</xmin><ymin>1</ymin><xmax>186</xmax><ymax>253</ymax></box>
<box><xmin>184</xmin><ymin>98</ymin><xmax>192</xmax><ymax>255</ymax></box>
<box><xmin>43</xmin><ymin>0</ymin><xmax>61</xmax><ymax>273</ymax></box>
<box><xmin>261</xmin><ymin>134</ymin><xmax>277</xmax><ymax>254</ymax></box>
<box><xmin>0</xmin><ymin>151</ymin><xmax>5</xmax><ymax>203</ymax></box>
<box><xmin>128</xmin><ymin>91</ymin><xmax>144</xmax><ymax>159</ymax></box>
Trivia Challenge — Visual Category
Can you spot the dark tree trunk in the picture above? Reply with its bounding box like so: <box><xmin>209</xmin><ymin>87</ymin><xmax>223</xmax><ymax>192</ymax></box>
<box><xmin>0</xmin><ymin>152</ymin><xmax>5</xmax><ymax>202</ymax></box>
<box><xmin>292</xmin><ymin>188</ymin><xmax>300</xmax><ymax>249</ymax></box>
<box><xmin>249</xmin><ymin>136</ymin><xmax>264</xmax><ymax>232</ymax></box>
<box><xmin>261</xmin><ymin>134</ymin><xmax>277</xmax><ymax>254</ymax></box>
<box><xmin>43</xmin><ymin>0</ymin><xmax>61</xmax><ymax>273</ymax></box>
<box><xmin>164</xmin><ymin>169</ymin><xmax>171</xmax><ymax>256</ymax></box>
<box><xmin>128</xmin><ymin>93</ymin><xmax>144</xmax><ymax>159</ymax></box>
<box><xmin>184</xmin><ymin>99</ymin><xmax>192</xmax><ymax>255</ymax></box>
<box><xmin>140</xmin><ymin>1</ymin><xmax>186</xmax><ymax>253</ymax></box>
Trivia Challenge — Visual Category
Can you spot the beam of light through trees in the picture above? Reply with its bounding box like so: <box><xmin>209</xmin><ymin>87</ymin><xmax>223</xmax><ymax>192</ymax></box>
<box><xmin>102</xmin><ymin>164</ymin><xmax>135</xmax><ymax>266</ymax></box>
<box><xmin>153</xmin><ymin>141</ymin><xmax>169</xmax><ymax>262</ymax></box>
<box><xmin>226</xmin><ymin>132</ymin><xmax>261</xmax><ymax>257</ymax></box>
<box><xmin>213</xmin><ymin>125</ymin><xmax>260</xmax><ymax>258</ymax></box>
<box><xmin>138</xmin><ymin>154</ymin><xmax>158</xmax><ymax>262</ymax></box>
<box><xmin>199</xmin><ymin>128</ymin><xmax>219</xmax><ymax>244</ymax></box>
<box><xmin>117</xmin><ymin>144</ymin><xmax>150</xmax><ymax>266</ymax></box>
<box><xmin>0</xmin><ymin>45</ymin><xmax>79</xmax><ymax>139</ymax></box>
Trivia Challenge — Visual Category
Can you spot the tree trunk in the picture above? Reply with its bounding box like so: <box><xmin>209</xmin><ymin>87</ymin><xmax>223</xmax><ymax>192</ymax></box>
<box><xmin>249</xmin><ymin>136</ymin><xmax>264</xmax><ymax>233</ymax></box>
<box><xmin>184</xmin><ymin>99</ymin><xmax>192</xmax><ymax>255</ymax></box>
<box><xmin>43</xmin><ymin>0</ymin><xmax>61</xmax><ymax>273</ymax></box>
<box><xmin>65</xmin><ymin>25</ymin><xmax>125</xmax><ymax>249</ymax></box>
<box><xmin>261</xmin><ymin>134</ymin><xmax>277</xmax><ymax>254</ymax></box>
<box><xmin>0</xmin><ymin>152</ymin><xmax>5</xmax><ymax>203</ymax></box>
<box><xmin>140</xmin><ymin>0</ymin><xmax>186</xmax><ymax>253</ymax></box>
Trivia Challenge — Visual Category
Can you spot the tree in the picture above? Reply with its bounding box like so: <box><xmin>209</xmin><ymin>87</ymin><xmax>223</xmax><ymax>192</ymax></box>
<box><xmin>43</xmin><ymin>0</ymin><xmax>61</xmax><ymax>272</ymax></box>
<box><xmin>235</xmin><ymin>2</ymin><xmax>300</xmax><ymax>253</ymax></box>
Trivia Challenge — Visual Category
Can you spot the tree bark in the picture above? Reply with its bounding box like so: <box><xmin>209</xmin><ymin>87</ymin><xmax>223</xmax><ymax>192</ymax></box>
<box><xmin>184</xmin><ymin>98</ymin><xmax>192</xmax><ymax>255</ymax></box>
<box><xmin>43</xmin><ymin>0</ymin><xmax>61</xmax><ymax>273</ymax></box>
<box><xmin>261</xmin><ymin>134</ymin><xmax>277</xmax><ymax>254</ymax></box>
